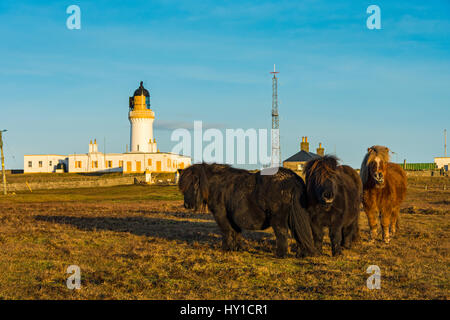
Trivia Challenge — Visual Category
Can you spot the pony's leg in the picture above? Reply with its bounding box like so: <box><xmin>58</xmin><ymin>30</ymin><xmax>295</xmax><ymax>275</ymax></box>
<box><xmin>271</xmin><ymin>211</ymin><xmax>290</xmax><ymax>258</ymax></box>
<box><xmin>329</xmin><ymin>225</ymin><xmax>343</xmax><ymax>256</ymax></box>
<box><xmin>390</xmin><ymin>207</ymin><xmax>400</xmax><ymax>238</ymax></box>
<box><xmin>365</xmin><ymin>209</ymin><xmax>378</xmax><ymax>242</ymax></box>
<box><xmin>232</xmin><ymin>232</ymin><xmax>245</xmax><ymax>251</ymax></box>
<box><xmin>211</xmin><ymin>208</ymin><xmax>237</xmax><ymax>251</ymax></box>
<box><xmin>380</xmin><ymin>212</ymin><xmax>391</xmax><ymax>244</ymax></box>
<box><xmin>310</xmin><ymin>220</ymin><xmax>324</xmax><ymax>254</ymax></box>
<box><xmin>272</xmin><ymin>225</ymin><xmax>289</xmax><ymax>258</ymax></box>
<box><xmin>342</xmin><ymin>216</ymin><xmax>360</xmax><ymax>248</ymax></box>
<box><xmin>341</xmin><ymin>224</ymin><xmax>355</xmax><ymax>249</ymax></box>
<box><xmin>351</xmin><ymin>216</ymin><xmax>361</xmax><ymax>244</ymax></box>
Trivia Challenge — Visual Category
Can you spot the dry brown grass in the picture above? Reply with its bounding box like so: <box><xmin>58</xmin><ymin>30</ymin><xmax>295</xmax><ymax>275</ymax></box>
<box><xmin>0</xmin><ymin>180</ymin><xmax>448</xmax><ymax>300</ymax></box>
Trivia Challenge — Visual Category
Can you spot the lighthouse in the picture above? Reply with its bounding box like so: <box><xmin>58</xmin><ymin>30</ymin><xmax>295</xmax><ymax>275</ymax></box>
<box><xmin>128</xmin><ymin>81</ymin><xmax>157</xmax><ymax>153</ymax></box>
<box><xmin>24</xmin><ymin>80</ymin><xmax>191</xmax><ymax>174</ymax></box>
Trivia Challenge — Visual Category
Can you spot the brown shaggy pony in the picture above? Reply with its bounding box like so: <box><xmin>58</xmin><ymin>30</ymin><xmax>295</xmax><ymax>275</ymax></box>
<box><xmin>304</xmin><ymin>156</ymin><xmax>362</xmax><ymax>256</ymax></box>
<box><xmin>179</xmin><ymin>163</ymin><xmax>317</xmax><ymax>258</ymax></box>
<box><xmin>360</xmin><ymin>146</ymin><xmax>407</xmax><ymax>243</ymax></box>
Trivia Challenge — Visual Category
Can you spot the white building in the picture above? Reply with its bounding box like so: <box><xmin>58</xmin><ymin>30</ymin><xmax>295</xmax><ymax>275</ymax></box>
<box><xmin>24</xmin><ymin>82</ymin><xmax>191</xmax><ymax>174</ymax></box>
<box><xmin>434</xmin><ymin>157</ymin><xmax>449</xmax><ymax>171</ymax></box>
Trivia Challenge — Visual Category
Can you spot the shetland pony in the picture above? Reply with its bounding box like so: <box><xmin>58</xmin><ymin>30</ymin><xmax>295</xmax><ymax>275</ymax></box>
<box><xmin>179</xmin><ymin>163</ymin><xmax>317</xmax><ymax>257</ymax></box>
<box><xmin>304</xmin><ymin>156</ymin><xmax>362</xmax><ymax>256</ymax></box>
<box><xmin>360</xmin><ymin>146</ymin><xmax>407</xmax><ymax>243</ymax></box>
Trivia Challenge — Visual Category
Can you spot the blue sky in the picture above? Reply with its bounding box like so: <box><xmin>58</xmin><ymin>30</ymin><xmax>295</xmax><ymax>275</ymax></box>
<box><xmin>0</xmin><ymin>0</ymin><xmax>449</xmax><ymax>169</ymax></box>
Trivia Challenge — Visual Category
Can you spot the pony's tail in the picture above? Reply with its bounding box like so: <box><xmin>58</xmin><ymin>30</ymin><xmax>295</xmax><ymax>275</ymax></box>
<box><xmin>288</xmin><ymin>192</ymin><xmax>316</xmax><ymax>257</ymax></box>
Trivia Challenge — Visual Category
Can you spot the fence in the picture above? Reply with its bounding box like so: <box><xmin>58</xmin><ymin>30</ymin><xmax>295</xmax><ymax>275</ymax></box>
<box><xmin>398</xmin><ymin>163</ymin><xmax>437</xmax><ymax>171</ymax></box>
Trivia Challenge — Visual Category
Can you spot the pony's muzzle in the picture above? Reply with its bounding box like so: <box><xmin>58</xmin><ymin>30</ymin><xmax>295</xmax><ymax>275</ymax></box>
<box><xmin>321</xmin><ymin>198</ymin><xmax>334</xmax><ymax>211</ymax></box>
<box><xmin>374</xmin><ymin>172</ymin><xmax>384</xmax><ymax>184</ymax></box>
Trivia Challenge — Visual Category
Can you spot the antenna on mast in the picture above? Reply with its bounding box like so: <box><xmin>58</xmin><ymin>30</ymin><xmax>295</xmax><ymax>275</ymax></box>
<box><xmin>270</xmin><ymin>65</ymin><xmax>280</xmax><ymax>168</ymax></box>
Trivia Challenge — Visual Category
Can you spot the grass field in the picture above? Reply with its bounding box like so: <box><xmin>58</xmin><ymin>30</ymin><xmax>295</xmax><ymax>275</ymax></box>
<box><xmin>6</xmin><ymin>172</ymin><xmax>175</xmax><ymax>184</ymax></box>
<box><xmin>0</xmin><ymin>179</ymin><xmax>448</xmax><ymax>300</ymax></box>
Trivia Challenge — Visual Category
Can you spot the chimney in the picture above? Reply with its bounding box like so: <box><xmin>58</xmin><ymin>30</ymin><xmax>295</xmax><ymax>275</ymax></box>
<box><xmin>93</xmin><ymin>139</ymin><xmax>98</xmax><ymax>152</ymax></box>
<box><xmin>89</xmin><ymin>140</ymin><xmax>93</xmax><ymax>153</ymax></box>
<box><xmin>316</xmin><ymin>143</ymin><xmax>325</xmax><ymax>156</ymax></box>
<box><xmin>300</xmin><ymin>136</ymin><xmax>309</xmax><ymax>152</ymax></box>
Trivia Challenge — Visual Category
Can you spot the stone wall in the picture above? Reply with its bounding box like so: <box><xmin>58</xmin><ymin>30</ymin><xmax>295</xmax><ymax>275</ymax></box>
<box><xmin>7</xmin><ymin>176</ymin><xmax>136</xmax><ymax>192</ymax></box>
<box><xmin>405</xmin><ymin>170</ymin><xmax>447</xmax><ymax>177</ymax></box>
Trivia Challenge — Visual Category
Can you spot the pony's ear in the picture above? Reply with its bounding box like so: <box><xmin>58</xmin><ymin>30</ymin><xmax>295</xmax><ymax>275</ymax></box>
<box><xmin>367</xmin><ymin>147</ymin><xmax>373</xmax><ymax>153</ymax></box>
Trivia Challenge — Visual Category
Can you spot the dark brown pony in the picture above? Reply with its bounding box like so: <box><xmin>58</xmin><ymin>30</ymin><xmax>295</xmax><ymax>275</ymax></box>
<box><xmin>360</xmin><ymin>146</ymin><xmax>407</xmax><ymax>243</ymax></box>
<box><xmin>179</xmin><ymin>163</ymin><xmax>317</xmax><ymax>258</ymax></box>
<box><xmin>304</xmin><ymin>156</ymin><xmax>362</xmax><ymax>256</ymax></box>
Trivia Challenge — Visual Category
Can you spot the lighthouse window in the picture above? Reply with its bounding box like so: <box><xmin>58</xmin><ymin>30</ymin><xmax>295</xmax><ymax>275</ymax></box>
<box><xmin>28</xmin><ymin>161</ymin><xmax>32</xmax><ymax>168</ymax></box>
<box><xmin>49</xmin><ymin>161</ymin><xmax>52</xmax><ymax>166</ymax></box>
<box><xmin>39</xmin><ymin>161</ymin><xmax>43</xmax><ymax>168</ymax></box>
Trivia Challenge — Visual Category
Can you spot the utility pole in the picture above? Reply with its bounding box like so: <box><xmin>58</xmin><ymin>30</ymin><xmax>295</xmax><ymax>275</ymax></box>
<box><xmin>0</xmin><ymin>130</ymin><xmax>7</xmax><ymax>195</ymax></box>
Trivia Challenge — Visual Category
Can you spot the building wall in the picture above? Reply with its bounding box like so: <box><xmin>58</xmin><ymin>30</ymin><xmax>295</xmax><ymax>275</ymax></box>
<box><xmin>434</xmin><ymin>157</ymin><xmax>450</xmax><ymax>170</ymax></box>
<box><xmin>24</xmin><ymin>155</ymin><xmax>68</xmax><ymax>173</ymax></box>
<box><xmin>283</xmin><ymin>161</ymin><xmax>306</xmax><ymax>172</ymax></box>
<box><xmin>25</xmin><ymin>152</ymin><xmax>191</xmax><ymax>174</ymax></box>
<box><xmin>68</xmin><ymin>153</ymin><xmax>124</xmax><ymax>173</ymax></box>
<box><xmin>122</xmin><ymin>152</ymin><xmax>191</xmax><ymax>173</ymax></box>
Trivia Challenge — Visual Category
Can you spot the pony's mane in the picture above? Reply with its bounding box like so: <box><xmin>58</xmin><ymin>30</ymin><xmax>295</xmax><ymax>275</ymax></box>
<box><xmin>178</xmin><ymin>164</ymin><xmax>199</xmax><ymax>192</ymax></box>
<box><xmin>178</xmin><ymin>163</ymin><xmax>251</xmax><ymax>192</ymax></box>
<box><xmin>202</xmin><ymin>162</ymin><xmax>253</xmax><ymax>175</ymax></box>
<box><xmin>304</xmin><ymin>155</ymin><xmax>339</xmax><ymax>191</ymax></box>
<box><xmin>360</xmin><ymin>145</ymin><xmax>390</xmax><ymax>184</ymax></box>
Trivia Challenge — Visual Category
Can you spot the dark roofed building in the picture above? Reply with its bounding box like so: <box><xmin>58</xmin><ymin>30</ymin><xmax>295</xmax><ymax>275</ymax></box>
<box><xmin>283</xmin><ymin>137</ymin><xmax>324</xmax><ymax>173</ymax></box>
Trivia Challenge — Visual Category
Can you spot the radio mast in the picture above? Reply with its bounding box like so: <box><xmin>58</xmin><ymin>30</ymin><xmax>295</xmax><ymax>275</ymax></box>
<box><xmin>270</xmin><ymin>64</ymin><xmax>280</xmax><ymax>168</ymax></box>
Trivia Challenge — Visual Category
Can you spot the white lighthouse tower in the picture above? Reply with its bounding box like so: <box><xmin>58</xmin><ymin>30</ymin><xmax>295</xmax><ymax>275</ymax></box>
<box><xmin>128</xmin><ymin>81</ymin><xmax>157</xmax><ymax>153</ymax></box>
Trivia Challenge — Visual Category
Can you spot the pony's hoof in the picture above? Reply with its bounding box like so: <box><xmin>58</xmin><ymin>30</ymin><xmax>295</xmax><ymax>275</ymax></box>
<box><xmin>342</xmin><ymin>242</ymin><xmax>352</xmax><ymax>249</ymax></box>
<box><xmin>222</xmin><ymin>243</ymin><xmax>233</xmax><ymax>251</ymax></box>
<box><xmin>276</xmin><ymin>250</ymin><xmax>288</xmax><ymax>258</ymax></box>
<box><xmin>295</xmin><ymin>250</ymin><xmax>316</xmax><ymax>258</ymax></box>
<box><xmin>383</xmin><ymin>238</ymin><xmax>391</xmax><ymax>244</ymax></box>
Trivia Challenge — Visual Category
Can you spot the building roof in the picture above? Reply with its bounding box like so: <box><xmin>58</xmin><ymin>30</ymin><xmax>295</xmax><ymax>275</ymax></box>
<box><xmin>284</xmin><ymin>150</ymin><xmax>321</xmax><ymax>163</ymax></box>
<box><xmin>133</xmin><ymin>81</ymin><xmax>149</xmax><ymax>97</ymax></box>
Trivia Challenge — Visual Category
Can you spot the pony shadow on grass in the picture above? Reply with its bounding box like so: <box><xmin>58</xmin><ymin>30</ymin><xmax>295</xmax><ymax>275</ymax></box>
<box><xmin>34</xmin><ymin>215</ymin><xmax>275</xmax><ymax>251</ymax></box>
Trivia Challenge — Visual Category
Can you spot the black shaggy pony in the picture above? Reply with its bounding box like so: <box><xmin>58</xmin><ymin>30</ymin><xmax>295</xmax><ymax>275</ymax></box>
<box><xmin>304</xmin><ymin>156</ymin><xmax>362</xmax><ymax>256</ymax></box>
<box><xmin>179</xmin><ymin>163</ymin><xmax>317</xmax><ymax>258</ymax></box>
